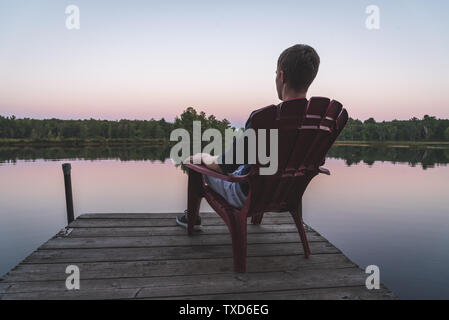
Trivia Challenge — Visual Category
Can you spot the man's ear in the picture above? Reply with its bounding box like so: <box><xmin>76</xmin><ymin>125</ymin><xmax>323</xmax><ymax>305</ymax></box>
<box><xmin>279</xmin><ymin>70</ymin><xmax>286</xmax><ymax>84</ymax></box>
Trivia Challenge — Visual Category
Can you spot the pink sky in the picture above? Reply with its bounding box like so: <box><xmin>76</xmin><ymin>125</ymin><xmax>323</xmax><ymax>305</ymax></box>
<box><xmin>1</xmin><ymin>1</ymin><xmax>448</xmax><ymax>127</ymax></box>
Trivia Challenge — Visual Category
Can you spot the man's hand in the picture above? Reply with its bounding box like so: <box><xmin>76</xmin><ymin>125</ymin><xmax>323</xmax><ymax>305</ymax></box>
<box><xmin>183</xmin><ymin>153</ymin><xmax>223</xmax><ymax>173</ymax></box>
<box><xmin>183</xmin><ymin>153</ymin><xmax>204</xmax><ymax>165</ymax></box>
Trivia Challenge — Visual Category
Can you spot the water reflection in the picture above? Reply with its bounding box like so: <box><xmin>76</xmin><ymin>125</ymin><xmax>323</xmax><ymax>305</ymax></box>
<box><xmin>1</xmin><ymin>144</ymin><xmax>449</xmax><ymax>169</ymax></box>
<box><xmin>328</xmin><ymin>145</ymin><xmax>449</xmax><ymax>169</ymax></box>
<box><xmin>0</xmin><ymin>145</ymin><xmax>171</xmax><ymax>164</ymax></box>
<box><xmin>1</xmin><ymin>144</ymin><xmax>449</xmax><ymax>298</ymax></box>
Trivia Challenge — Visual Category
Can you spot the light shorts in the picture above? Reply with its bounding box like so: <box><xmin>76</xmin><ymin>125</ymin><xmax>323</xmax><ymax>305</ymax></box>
<box><xmin>202</xmin><ymin>167</ymin><xmax>247</xmax><ymax>209</ymax></box>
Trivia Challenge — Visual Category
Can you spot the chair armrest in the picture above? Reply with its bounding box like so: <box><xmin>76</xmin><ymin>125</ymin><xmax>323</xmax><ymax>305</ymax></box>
<box><xmin>318</xmin><ymin>167</ymin><xmax>331</xmax><ymax>175</ymax></box>
<box><xmin>184</xmin><ymin>163</ymin><xmax>251</xmax><ymax>182</ymax></box>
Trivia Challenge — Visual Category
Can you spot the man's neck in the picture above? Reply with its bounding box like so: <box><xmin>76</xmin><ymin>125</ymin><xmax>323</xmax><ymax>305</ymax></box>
<box><xmin>282</xmin><ymin>90</ymin><xmax>307</xmax><ymax>102</ymax></box>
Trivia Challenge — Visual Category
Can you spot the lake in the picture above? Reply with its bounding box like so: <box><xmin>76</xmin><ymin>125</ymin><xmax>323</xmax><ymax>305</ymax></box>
<box><xmin>1</xmin><ymin>144</ymin><xmax>449</xmax><ymax>299</ymax></box>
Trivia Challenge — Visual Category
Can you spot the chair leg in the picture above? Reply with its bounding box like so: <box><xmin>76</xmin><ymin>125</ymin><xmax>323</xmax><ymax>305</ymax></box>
<box><xmin>290</xmin><ymin>201</ymin><xmax>311</xmax><ymax>258</ymax></box>
<box><xmin>251</xmin><ymin>213</ymin><xmax>264</xmax><ymax>225</ymax></box>
<box><xmin>228</xmin><ymin>212</ymin><xmax>248</xmax><ymax>272</ymax></box>
<box><xmin>187</xmin><ymin>169</ymin><xmax>203</xmax><ymax>235</ymax></box>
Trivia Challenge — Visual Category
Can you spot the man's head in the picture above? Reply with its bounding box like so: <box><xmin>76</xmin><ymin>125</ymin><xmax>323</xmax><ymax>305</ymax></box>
<box><xmin>275</xmin><ymin>44</ymin><xmax>320</xmax><ymax>100</ymax></box>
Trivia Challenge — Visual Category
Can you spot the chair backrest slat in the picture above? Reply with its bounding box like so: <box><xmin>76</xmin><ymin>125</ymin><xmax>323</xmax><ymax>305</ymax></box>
<box><xmin>302</xmin><ymin>100</ymin><xmax>343</xmax><ymax>166</ymax></box>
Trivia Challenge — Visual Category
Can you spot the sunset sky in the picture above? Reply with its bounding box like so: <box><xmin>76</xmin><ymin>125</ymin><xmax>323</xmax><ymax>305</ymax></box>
<box><xmin>0</xmin><ymin>0</ymin><xmax>448</xmax><ymax>127</ymax></box>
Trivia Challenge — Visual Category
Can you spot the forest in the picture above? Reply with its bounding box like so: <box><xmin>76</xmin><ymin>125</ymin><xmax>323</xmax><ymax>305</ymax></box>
<box><xmin>1</xmin><ymin>109</ymin><xmax>449</xmax><ymax>144</ymax></box>
<box><xmin>338</xmin><ymin>116</ymin><xmax>449</xmax><ymax>141</ymax></box>
<box><xmin>0</xmin><ymin>107</ymin><xmax>231</xmax><ymax>145</ymax></box>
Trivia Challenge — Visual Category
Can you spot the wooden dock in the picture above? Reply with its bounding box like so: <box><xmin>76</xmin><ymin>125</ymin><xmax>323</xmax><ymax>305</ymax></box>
<box><xmin>0</xmin><ymin>212</ymin><xmax>396</xmax><ymax>300</ymax></box>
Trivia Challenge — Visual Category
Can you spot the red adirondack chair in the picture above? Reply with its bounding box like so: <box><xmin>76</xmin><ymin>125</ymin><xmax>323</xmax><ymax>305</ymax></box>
<box><xmin>184</xmin><ymin>97</ymin><xmax>348</xmax><ymax>272</ymax></box>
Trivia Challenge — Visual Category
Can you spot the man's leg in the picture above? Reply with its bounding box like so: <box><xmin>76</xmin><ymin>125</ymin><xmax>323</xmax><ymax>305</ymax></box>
<box><xmin>202</xmin><ymin>174</ymin><xmax>246</xmax><ymax>209</ymax></box>
<box><xmin>176</xmin><ymin>169</ymin><xmax>203</xmax><ymax>232</ymax></box>
<box><xmin>176</xmin><ymin>172</ymin><xmax>247</xmax><ymax>230</ymax></box>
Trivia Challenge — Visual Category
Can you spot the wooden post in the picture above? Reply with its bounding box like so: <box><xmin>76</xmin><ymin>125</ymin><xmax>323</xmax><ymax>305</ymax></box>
<box><xmin>62</xmin><ymin>163</ymin><xmax>75</xmax><ymax>224</ymax></box>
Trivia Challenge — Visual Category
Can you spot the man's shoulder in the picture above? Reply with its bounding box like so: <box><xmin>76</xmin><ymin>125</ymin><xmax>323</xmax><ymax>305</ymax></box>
<box><xmin>245</xmin><ymin>103</ymin><xmax>280</xmax><ymax>128</ymax></box>
<box><xmin>249</xmin><ymin>103</ymin><xmax>280</xmax><ymax>118</ymax></box>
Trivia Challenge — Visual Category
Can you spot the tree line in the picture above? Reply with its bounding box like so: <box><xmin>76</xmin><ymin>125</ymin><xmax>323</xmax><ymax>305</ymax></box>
<box><xmin>1</xmin><ymin>110</ymin><xmax>449</xmax><ymax>143</ymax></box>
<box><xmin>339</xmin><ymin>115</ymin><xmax>449</xmax><ymax>141</ymax></box>
<box><xmin>0</xmin><ymin>107</ymin><xmax>232</xmax><ymax>143</ymax></box>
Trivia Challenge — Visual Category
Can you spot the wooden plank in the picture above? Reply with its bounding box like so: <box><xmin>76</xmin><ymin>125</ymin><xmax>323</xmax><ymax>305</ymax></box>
<box><xmin>0</xmin><ymin>287</ymin><xmax>138</xmax><ymax>300</ymax></box>
<box><xmin>79</xmin><ymin>212</ymin><xmax>292</xmax><ymax>219</ymax></box>
<box><xmin>151</xmin><ymin>286</ymin><xmax>397</xmax><ymax>300</ymax></box>
<box><xmin>66</xmin><ymin>224</ymin><xmax>301</xmax><ymax>237</ymax></box>
<box><xmin>42</xmin><ymin>232</ymin><xmax>325</xmax><ymax>250</ymax></box>
<box><xmin>1</xmin><ymin>285</ymin><xmax>396</xmax><ymax>300</ymax></box>
<box><xmin>0</xmin><ymin>267</ymin><xmax>374</xmax><ymax>298</ymax></box>
<box><xmin>68</xmin><ymin>216</ymin><xmax>295</xmax><ymax>228</ymax></box>
<box><xmin>1</xmin><ymin>254</ymin><xmax>355</xmax><ymax>282</ymax></box>
<box><xmin>23</xmin><ymin>242</ymin><xmax>339</xmax><ymax>264</ymax></box>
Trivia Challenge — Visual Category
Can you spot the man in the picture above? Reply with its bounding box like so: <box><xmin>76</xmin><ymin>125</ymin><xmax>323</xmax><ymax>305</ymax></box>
<box><xmin>176</xmin><ymin>44</ymin><xmax>320</xmax><ymax>229</ymax></box>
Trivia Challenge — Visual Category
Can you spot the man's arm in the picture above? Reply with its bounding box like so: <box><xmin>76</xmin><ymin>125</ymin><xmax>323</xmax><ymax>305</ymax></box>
<box><xmin>184</xmin><ymin>153</ymin><xmax>223</xmax><ymax>173</ymax></box>
<box><xmin>201</xmin><ymin>154</ymin><xmax>223</xmax><ymax>173</ymax></box>
<box><xmin>216</xmin><ymin>113</ymin><xmax>254</xmax><ymax>175</ymax></box>
<box><xmin>185</xmin><ymin>111</ymin><xmax>255</xmax><ymax>175</ymax></box>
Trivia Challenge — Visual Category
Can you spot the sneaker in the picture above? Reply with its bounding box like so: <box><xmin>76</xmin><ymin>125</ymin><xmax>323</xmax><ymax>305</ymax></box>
<box><xmin>176</xmin><ymin>210</ymin><xmax>201</xmax><ymax>230</ymax></box>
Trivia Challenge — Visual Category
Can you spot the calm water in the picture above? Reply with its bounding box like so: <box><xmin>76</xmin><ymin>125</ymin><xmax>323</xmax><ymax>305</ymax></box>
<box><xmin>1</xmin><ymin>145</ymin><xmax>449</xmax><ymax>299</ymax></box>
